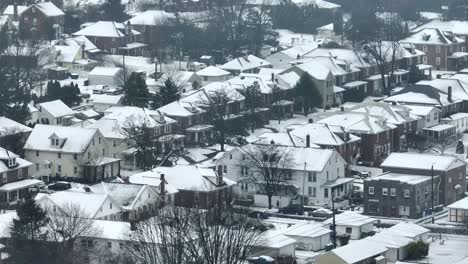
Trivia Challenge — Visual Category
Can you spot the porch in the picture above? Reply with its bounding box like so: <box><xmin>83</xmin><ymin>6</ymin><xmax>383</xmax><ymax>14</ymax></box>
<box><xmin>0</xmin><ymin>179</ymin><xmax>43</xmax><ymax>206</ymax></box>
<box><xmin>186</xmin><ymin>124</ymin><xmax>214</xmax><ymax>144</ymax></box>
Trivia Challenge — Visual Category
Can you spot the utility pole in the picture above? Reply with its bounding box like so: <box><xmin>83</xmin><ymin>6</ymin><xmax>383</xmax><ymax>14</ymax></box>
<box><xmin>301</xmin><ymin>162</ymin><xmax>306</xmax><ymax>207</ymax></box>
<box><xmin>332</xmin><ymin>189</ymin><xmax>337</xmax><ymax>248</ymax></box>
<box><xmin>431</xmin><ymin>164</ymin><xmax>435</xmax><ymax>224</ymax></box>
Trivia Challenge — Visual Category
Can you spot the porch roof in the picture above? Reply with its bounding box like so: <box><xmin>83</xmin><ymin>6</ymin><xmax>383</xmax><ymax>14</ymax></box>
<box><xmin>343</xmin><ymin>80</ymin><xmax>367</xmax><ymax>88</ymax></box>
<box><xmin>186</xmin><ymin>124</ymin><xmax>214</xmax><ymax>132</ymax></box>
<box><xmin>322</xmin><ymin>177</ymin><xmax>353</xmax><ymax>188</ymax></box>
<box><xmin>0</xmin><ymin>179</ymin><xmax>42</xmax><ymax>192</ymax></box>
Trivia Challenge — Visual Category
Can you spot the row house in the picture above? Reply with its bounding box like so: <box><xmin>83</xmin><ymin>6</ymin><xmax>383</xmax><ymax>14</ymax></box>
<box><xmin>73</xmin><ymin>21</ymin><xmax>146</xmax><ymax>55</ymax></box>
<box><xmin>440</xmin><ymin>112</ymin><xmax>468</xmax><ymax>133</ymax></box>
<box><xmin>412</xmin><ymin>20</ymin><xmax>468</xmax><ymax>56</ymax></box>
<box><xmin>401</xmin><ymin>28</ymin><xmax>465</xmax><ymax>71</ymax></box>
<box><xmin>364</xmin><ymin>172</ymin><xmax>437</xmax><ymax>219</ymax></box>
<box><xmin>24</xmin><ymin>124</ymin><xmax>121</xmax><ymax>183</ymax></box>
<box><xmin>0</xmin><ymin>147</ymin><xmax>41</xmax><ymax>206</ymax></box>
<box><xmin>343</xmin><ymin>101</ymin><xmax>420</xmax><ymax>152</ymax></box>
<box><xmin>129</xmin><ymin>165</ymin><xmax>236</xmax><ymax>209</ymax></box>
<box><xmin>384</xmin><ymin>84</ymin><xmax>463</xmax><ymax>117</ymax></box>
<box><xmin>404</xmin><ymin>105</ymin><xmax>442</xmax><ymax>132</ymax></box>
<box><xmin>19</xmin><ymin>2</ymin><xmax>64</xmax><ymax>40</ymax></box>
<box><xmin>381</xmin><ymin>152</ymin><xmax>466</xmax><ymax>206</ymax></box>
<box><xmin>418</xmin><ymin>78</ymin><xmax>468</xmax><ymax>112</ymax></box>
<box><xmin>215</xmin><ymin>145</ymin><xmax>352</xmax><ymax>208</ymax></box>
<box><xmin>316</xmin><ymin>111</ymin><xmax>396</xmax><ymax>166</ymax></box>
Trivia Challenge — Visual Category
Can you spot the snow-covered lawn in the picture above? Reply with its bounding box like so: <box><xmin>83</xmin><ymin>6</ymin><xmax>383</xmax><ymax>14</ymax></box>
<box><xmin>424</xmin><ymin>234</ymin><xmax>468</xmax><ymax>264</ymax></box>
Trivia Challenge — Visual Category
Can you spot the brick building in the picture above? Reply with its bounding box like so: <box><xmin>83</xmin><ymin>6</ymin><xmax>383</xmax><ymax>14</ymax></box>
<box><xmin>20</xmin><ymin>2</ymin><xmax>64</xmax><ymax>40</ymax></box>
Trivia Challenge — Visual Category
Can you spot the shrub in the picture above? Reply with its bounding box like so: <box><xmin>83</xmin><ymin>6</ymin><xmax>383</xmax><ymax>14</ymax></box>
<box><xmin>406</xmin><ymin>240</ymin><xmax>429</xmax><ymax>259</ymax></box>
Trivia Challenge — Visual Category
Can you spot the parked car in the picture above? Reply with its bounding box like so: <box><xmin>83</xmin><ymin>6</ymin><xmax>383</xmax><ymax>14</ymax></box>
<box><xmin>279</xmin><ymin>204</ymin><xmax>304</xmax><ymax>215</ymax></box>
<box><xmin>28</xmin><ymin>182</ymin><xmax>46</xmax><ymax>193</ymax></box>
<box><xmin>47</xmin><ymin>182</ymin><xmax>71</xmax><ymax>191</ymax></box>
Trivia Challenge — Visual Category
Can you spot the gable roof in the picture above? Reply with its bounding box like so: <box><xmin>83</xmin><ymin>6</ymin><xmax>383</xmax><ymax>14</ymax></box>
<box><xmin>91</xmin><ymin>182</ymin><xmax>158</xmax><ymax>210</ymax></box>
<box><xmin>24</xmin><ymin>124</ymin><xmax>99</xmax><ymax>153</ymax></box>
<box><xmin>0</xmin><ymin>117</ymin><xmax>32</xmax><ymax>136</ymax></box>
<box><xmin>418</xmin><ymin>78</ymin><xmax>468</xmax><ymax>100</ymax></box>
<box><xmin>327</xmin><ymin>239</ymin><xmax>387</xmax><ymax>264</ymax></box>
<box><xmin>402</xmin><ymin>28</ymin><xmax>464</xmax><ymax>45</ymax></box>
<box><xmin>126</xmin><ymin>10</ymin><xmax>175</xmax><ymax>26</ymax></box>
<box><xmin>157</xmin><ymin>100</ymin><xmax>205</xmax><ymax>117</ymax></box>
<box><xmin>103</xmin><ymin>106</ymin><xmax>176</xmax><ymax>128</ymax></box>
<box><xmin>36</xmin><ymin>100</ymin><xmax>75</xmax><ymax>118</ymax></box>
<box><xmin>381</xmin><ymin>152</ymin><xmax>464</xmax><ymax>171</ymax></box>
<box><xmin>2</xmin><ymin>5</ymin><xmax>27</xmax><ymax>16</ymax></box>
<box><xmin>196</xmin><ymin>66</ymin><xmax>231</xmax><ymax>77</ymax></box>
<box><xmin>289</xmin><ymin>123</ymin><xmax>347</xmax><ymax>146</ymax></box>
<box><xmin>220</xmin><ymin>55</ymin><xmax>271</xmax><ymax>72</ymax></box>
<box><xmin>32</xmin><ymin>2</ymin><xmax>65</xmax><ymax>17</ymax></box>
<box><xmin>384</xmin><ymin>84</ymin><xmax>460</xmax><ymax>106</ymax></box>
<box><xmin>294</xmin><ymin>61</ymin><xmax>333</xmax><ymax>80</ymax></box>
<box><xmin>316</xmin><ymin>111</ymin><xmax>396</xmax><ymax>134</ymax></box>
<box><xmin>323</xmin><ymin>211</ymin><xmax>375</xmax><ymax>227</ymax></box>
<box><xmin>412</xmin><ymin>20</ymin><xmax>468</xmax><ymax>36</ymax></box>
<box><xmin>73</xmin><ymin>21</ymin><xmax>140</xmax><ymax>38</ymax></box>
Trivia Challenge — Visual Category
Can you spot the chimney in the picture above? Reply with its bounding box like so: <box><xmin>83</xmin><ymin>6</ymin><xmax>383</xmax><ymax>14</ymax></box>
<box><xmin>81</xmin><ymin>43</ymin><xmax>85</xmax><ymax>59</ymax></box>
<box><xmin>13</xmin><ymin>1</ymin><xmax>18</xmax><ymax>21</ymax></box>
<box><xmin>126</xmin><ymin>21</ymin><xmax>132</xmax><ymax>37</ymax></box>
<box><xmin>306</xmin><ymin>134</ymin><xmax>310</xmax><ymax>147</ymax></box>
<box><xmin>270</xmin><ymin>140</ymin><xmax>275</xmax><ymax>145</ymax></box>
<box><xmin>271</xmin><ymin>73</ymin><xmax>274</xmax><ymax>82</ymax></box>
<box><xmin>159</xmin><ymin>174</ymin><xmax>166</xmax><ymax>207</ymax></box>
<box><xmin>448</xmin><ymin>86</ymin><xmax>452</xmax><ymax>102</ymax></box>
<box><xmin>217</xmin><ymin>165</ymin><xmax>223</xmax><ymax>176</ymax></box>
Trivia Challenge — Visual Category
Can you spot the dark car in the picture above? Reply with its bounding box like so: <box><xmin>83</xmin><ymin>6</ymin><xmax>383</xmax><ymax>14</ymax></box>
<box><xmin>248</xmin><ymin>210</ymin><xmax>269</xmax><ymax>219</ymax></box>
<box><xmin>47</xmin><ymin>182</ymin><xmax>71</xmax><ymax>191</ymax></box>
<box><xmin>279</xmin><ymin>204</ymin><xmax>304</xmax><ymax>215</ymax></box>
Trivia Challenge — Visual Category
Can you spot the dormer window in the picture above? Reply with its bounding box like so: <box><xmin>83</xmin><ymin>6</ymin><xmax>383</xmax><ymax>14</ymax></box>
<box><xmin>8</xmin><ymin>158</ymin><xmax>16</xmax><ymax>167</ymax></box>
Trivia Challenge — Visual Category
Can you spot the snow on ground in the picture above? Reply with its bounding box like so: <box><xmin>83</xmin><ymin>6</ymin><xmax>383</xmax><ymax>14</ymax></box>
<box><xmin>296</xmin><ymin>250</ymin><xmax>321</xmax><ymax>264</ymax></box>
<box><xmin>424</xmin><ymin>234</ymin><xmax>468</xmax><ymax>264</ymax></box>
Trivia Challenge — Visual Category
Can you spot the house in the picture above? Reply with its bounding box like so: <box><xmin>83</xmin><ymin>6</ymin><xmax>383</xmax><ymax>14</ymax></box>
<box><xmin>24</xmin><ymin>125</ymin><xmax>120</xmax><ymax>183</ymax></box>
<box><xmin>447</xmin><ymin>196</ymin><xmax>468</xmax><ymax>223</ymax></box>
<box><xmin>323</xmin><ymin>211</ymin><xmax>375</xmax><ymax>240</ymax></box>
<box><xmin>404</xmin><ymin>105</ymin><xmax>442</xmax><ymax>132</ymax></box>
<box><xmin>89</xmin><ymin>94</ymin><xmax>124</xmax><ymax>112</ymax></box>
<box><xmin>282</xmin><ymin>60</ymin><xmax>335</xmax><ymax>107</ymax></box>
<box><xmin>0</xmin><ymin>147</ymin><xmax>41</xmax><ymax>206</ymax></box>
<box><xmin>125</xmin><ymin>10</ymin><xmax>175</xmax><ymax>49</ymax></box>
<box><xmin>36</xmin><ymin>100</ymin><xmax>75</xmax><ymax>126</ymax></box>
<box><xmin>412</xmin><ymin>20</ymin><xmax>468</xmax><ymax>54</ymax></box>
<box><xmin>88</xmin><ymin>67</ymin><xmax>124</xmax><ymax>87</ymax></box>
<box><xmin>423</xmin><ymin>123</ymin><xmax>457</xmax><ymax>143</ymax></box>
<box><xmin>2</xmin><ymin>5</ymin><xmax>27</xmax><ymax>21</ymax></box>
<box><xmin>90</xmin><ymin>182</ymin><xmax>161</xmax><ymax>221</ymax></box>
<box><xmin>282</xmin><ymin>222</ymin><xmax>331</xmax><ymax>251</ymax></box>
<box><xmin>0</xmin><ymin>116</ymin><xmax>33</xmax><ymax>151</ymax></box>
<box><xmin>35</xmin><ymin>191</ymin><xmax>124</xmax><ymax>221</ymax></box>
<box><xmin>381</xmin><ymin>152</ymin><xmax>466</xmax><ymax>205</ymax></box>
<box><xmin>441</xmin><ymin>112</ymin><xmax>468</xmax><ymax>133</ymax></box>
<box><xmin>73</xmin><ymin>21</ymin><xmax>145</xmax><ymax>55</ymax></box>
<box><xmin>383</xmin><ymin>84</ymin><xmax>463</xmax><ymax>117</ymax></box>
<box><xmin>316</xmin><ymin>111</ymin><xmax>396</xmax><ymax>166</ymax></box>
<box><xmin>154</xmin><ymin>71</ymin><xmax>202</xmax><ymax>93</ymax></box>
<box><xmin>220</xmin><ymin>55</ymin><xmax>272</xmax><ymax>75</ymax></box>
<box><xmin>19</xmin><ymin>2</ymin><xmax>65</xmax><ymax>40</ymax></box>
<box><xmin>316</xmin><ymin>239</ymin><xmax>387</xmax><ymax>264</ymax></box>
<box><xmin>401</xmin><ymin>28</ymin><xmax>465</xmax><ymax>70</ymax></box>
<box><xmin>288</xmin><ymin>122</ymin><xmax>361</xmax><ymax>164</ymax></box>
<box><xmin>366</xmin><ymin>231</ymin><xmax>413</xmax><ymax>263</ymax></box>
<box><xmin>264</xmin><ymin>44</ymin><xmax>319</xmax><ymax>69</ymax></box>
<box><xmin>196</xmin><ymin>66</ymin><xmax>232</xmax><ymax>86</ymax></box>
<box><xmin>129</xmin><ymin>165</ymin><xmax>236</xmax><ymax>209</ymax></box>
<box><xmin>364</xmin><ymin>172</ymin><xmax>437</xmax><ymax>219</ymax></box>
<box><xmin>386</xmin><ymin>222</ymin><xmax>430</xmax><ymax>241</ymax></box>
<box><xmin>215</xmin><ymin>145</ymin><xmax>352</xmax><ymax>208</ymax></box>
<box><xmin>417</xmin><ymin>78</ymin><xmax>468</xmax><ymax>112</ymax></box>
<box><xmin>52</xmin><ymin>43</ymin><xmax>96</xmax><ymax>73</ymax></box>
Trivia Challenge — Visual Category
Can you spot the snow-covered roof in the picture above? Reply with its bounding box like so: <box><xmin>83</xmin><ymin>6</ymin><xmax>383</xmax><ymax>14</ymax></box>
<box><xmin>292</xmin><ymin>0</ymin><xmax>340</xmax><ymax>8</ymax></box>
<box><xmin>220</xmin><ymin>55</ymin><xmax>271</xmax><ymax>72</ymax></box>
<box><xmin>383</xmin><ymin>222</ymin><xmax>429</xmax><ymax>239</ymax></box>
<box><xmin>73</xmin><ymin>21</ymin><xmax>140</xmax><ymax>38</ymax></box>
<box><xmin>384</xmin><ymin>84</ymin><xmax>461</xmax><ymax>106</ymax></box>
<box><xmin>0</xmin><ymin>148</ymin><xmax>32</xmax><ymax>174</ymax></box>
<box><xmin>412</xmin><ymin>20</ymin><xmax>468</xmax><ymax>36</ymax></box>
<box><xmin>424</xmin><ymin>123</ymin><xmax>456</xmax><ymax>131</ymax></box>
<box><xmin>24</xmin><ymin>124</ymin><xmax>99</xmax><ymax>153</ymax></box>
<box><xmin>381</xmin><ymin>152</ymin><xmax>464</xmax><ymax>171</ymax></box>
<box><xmin>316</xmin><ymin>111</ymin><xmax>396</xmax><ymax>134</ymax></box>
<box><xmin>366</xmin><ymin>231</ymin><xmax>413</xmax><ymax>249</ymax></box>
<box><xmin>296</xmin><ymin>56</ymin><xmax>360</xmax><ymax>77</ymax></box>
<box><xmin>89</xmin><ymin>67</ymin><xmax>122</xmax><ymax>76</ymax></box>
<box><xmin>36</xmin><ymin>100</ymin><xmax>75</xmax><ymax>118</ymax></box>
<box><xmin>323</xmin><ymin>211</ymin><xmax>375</xmax><ymax>227</ymax></box>
<box><xmin>70</xmin><ymin>35</ymin><xmax>100</xmax><ymax>52</ymax></box>
<box><xmin>0</xmin><ymin>179</ymin><xmax>41</xmax><ymax>191</ymax></box>
<box><xmin>103</xmin><ymin>106</ymin><xmax>176</xmax><ymax>128</ymax></box>
<box><xmin>302</xmin><ymin>48</ymin><xmax>371</xmax><ymax>69</ymax></box>
<box><xmin>36</xmin><ymin>191</ymin><xmax>122</xmax><ymax>218</ymax></box>
<box><xmin>158</xmin><ymin>100</ymin><xmax>205</xmax><ymax>117</ymax></box>
<box><xmin>129</xmin><ymin>165</ymin><xmax>236</xmax><ymax>192</ymax></box>
<box><xmin>85</xmin><ymin>118</ymin><xmax>122</xmax><ymax>139</ymax></box>
<box><xmin>402</xmin><ymin>28</ymin><xmax>465</xmax><ymax>45</ymax></box>
<box><xmin>275</xmin><ymin>29</ymin><xmax>323</xmax><ymax>48</ymax></box>
<box><xmin>33</xmin><ymin>2</ymin><xmax>65</xmax><ymax>17</ymax></box>
<box><xmin>419</xmin><ymin>12</ymin><xmax>443</xmax><ymax>21</ymax></box>
<box><xmin>327</xmin><ymin>239</ymin><xmax>387</xmax><ymax>263</ymax></box>
<box><xmin>2</xmin><ymin>5</ymin><xmax>27</xmax><ymax>16</ymax></box>
<box><xmin>317</xmin><ymin>23</ymin><xmax>334</xmax><ymax>31</ymax></box>
<box><xmin>367</xmin><ymin>172</ymin><xmax>432</xmax><ymax>185</ymax></box>
<box><xmin>294</xmin><ymin>61</ymin><xmax>332</xmax><ymax>80</ymax></box>
<box><xmin>196</xmin><ymin>66</ymin><xmax>231</xmax><ymax>77</ymax></box>
<box><xmin>290</xmin><ymin>123</ymin><xmax>347</xmax><ymax>146</ymax></box>
<box><xmin>258</xmin><ymin>230</ymin><xmax>296</xmax><ymax>248</ymax></box>
<box><xmin>92</xmin><ymin>220</ymin><xmax>129</xmax><ymax>241</ymax></box>
<box><xmin>345</xmin><ymin>101</ymin><xmax>417</xmax><ymax>126</ymax></box>
<box><xmin>448</xmin><ymin>196</ymin><xmax>468</xmax><ymax>209</ymax></box>
<box><xmin>90</xmin><ymin>94</ymin><xmax>124</xmax><ymax>105</ymax></box>
<box><xmin>283</xmin><ymin>222</ymin><xmax>331</xmax><ymax>238</ymax></box>
<box><xmin>404</xmin><ymin>104</ymin><xmax>440</xmax><ymax>116</ymax></box>
<box><xmin>54</xmin><ymin>45</ymin><xmax>80</xmax><ymax>64</ymax></box>
<box><xmin>277</xmin><ymin>71</ymin><xmax>301</xmax><ymax>89</ymax></box>
<box><xmin>126</xmin><ymin>10</ymin><xmax>174</xmax><ymax>26</ymax></box>
<box><xmin>418</xmin><ymin>78</ymin><xmax>468</xmax><ymax>100</ymax></box>
<box><xmin>0</xmin><ymin>117</ymin><xmax>32</xmax><ymax>136</ymax></box>
<box><xmin>254</xmin><ymin>132</ymin><xmax>318</xmax><ymax>148</ymax></box>
<box><xmin>91</xmin><ymin>182</ymin><xmax>158</xmax><ymax>210</ymax></box>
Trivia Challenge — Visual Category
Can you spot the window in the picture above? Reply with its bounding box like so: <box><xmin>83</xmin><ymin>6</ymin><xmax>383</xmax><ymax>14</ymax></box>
<box><xmin>36</xmin><ymin>164</ymin><xmax>39</xmax><ymax>171</ymax></box>
<box><xmin>87</xmin><ymin>240</ymin><xmax>93</xmax><ymax>248</ymax></box>
<box><xmin>119</xmin><ymin>242</ymin><xmax>124</xmax><ymax>249</ymax></box>
<box><xmin>423</xmin><ymin>56</ymin><xmax>427</xmax><ymax>64</ymax></box>
<box><xmin>425</xmin><ymin>186</ymin><xmax>429</xmax><ymax>194</ymax></box>
<box><xmin>308</xmin><ymin>187</ymin><xmax>312</xmax><ymax>196</ymax></box>
<box><xmin>18</xmin><ymin>169</ymin><xmax>22</xmax><ymax>179</ymax></box>
<box><xmin>436</xmin><ymin>57</ymin><xmax>441</xmax><ymax>65</ymax></box>
<box><xmin>223</xmin><ymin>165</ymin><xmax>227</xmax><ymax>173</ymax></box>
<box><xmin>111</xmin><ymin>48</ymin><xmax>117</xmax><ymax>54</ymax></box>
<box><xmin>92</xmin><ymin>139</ymin><xmax>95</xmax><ymax>145</ymax></box>
<box><xmin>460</xmin><ymin>173</ymin><xmax>463</xmax><ymax>180</ymax></box>
<box><xmin>312</xmin><ymin>187</ymin><xmax>316</xmax><ymax>197</ymax></box>
<box><xmin>113</xmin><ymin>140</ymin><xmax>116</xmax><ymax>147</ymax></box>
<box><xmin>308</xmin><ymin>172</ymin><xmax>313</xmax><ymax>182</ymax></box>
<box><xmin>449</xmin><ymin>176</ymin><xmax>452</xmax><ymax>183</ymax></box>
<box><xmin>324</xmin><ymin>188</ymin><xmax>329</xmax><ymax>198</ymax></box>
<box><xmin>58</xmin><ymin>152</ymin><xmax>61</xmax><ymax>158</ymax></box>
<box><xmin>326</xmin><ymin>171</ymin><xmax>329</xmax><ymax>180</ymax></box>
<box><xmin>102</xmin><ymin>149</ymin><xmax>105</xmax><ymax>155</ymax></box>
<box><xmin>81</xmin><ymin>239</ymin><xmax>86</xmax><ymax>247</ymax></box>
<box><xmin>345</xmin><ymin>227</ymin><xmax>352</xmax><ymax>234</ymax></box>
<box><xmin>57</xmin><ymin>165</ymin><xmax>61</xmax><ymax>173</ymax></box>
<box><xmin>74</xmin><ymin>167</ymin><xmax>78</xmax><ymax>174</ymax></box>
<box><xmin>110</xmin><ymin>203</ymin><xmax>113</xmax><ymax>209</ymax></box>
<box><xmin>390</xmin><ymin>188</ymin><xmax>396</xmax><ymax>196</ymax></box>
<box><xmin>436</xmin><ymin>46</ymin><xmax>441</xmax><ymax>53</ymax></box>
<box><xmin>229</xmin><ymin>154</ymin><xmax>232</xmax><ymax>159</ymax></box>
<box><xmin>382</xmin><ymin>188</ymin><xmax>388</xmax><ymax>196</ymax></box>
<box><xmin>369</xmin><ymin>187</ymin><xmax>374</xmax><ymax>194</ymax></box>
<box><xmin>404</xmin><ymin>190</ymin><xmax>410</xmax><ymax>197</ymax></box>
<box><xmin>423</xmin><ymin>45</ymin><xmax>427</xmax><ymax>52</ymax></box>
<box><xmin>74</xmin><ymin>154</ymin><xmax>77</xmax><ymax>160</ymax></box>
<box><xmin>242</xmin><ymin>154</ymin><xmax>245</xmax><ymax>161</ymax></box>
<box><xmin>36</xmin><ymin>151</ymin><xmax>39</xmax><ymax>157</ymax></box>
<box><xmin>107</xmin><ymin>242</ymin><xmax>112</xmax><ymax>248</ymax></box>
<box><xmin>24</xmin><ymin>17</ymin><xmax>28</xmax><ymax>23</ymax></box>
<box><xmin>2</xmin><ymin>173</ymin><xmax>6</xmax><ymax>183</ymax></box>
<box><xmin>32</xmin><ymin>7</ymin><xmax>36</xmax><ymax>13</ymax></box>
<box><xmin>98</xmin><ymin>137</ymin><xmax>101</xmax><ymax>144</ymax></box>
<box><xmin>8</xmin><ymin>158</ymin><xmax>15</xmax><ymax>167</ymax></box>
<box><xmin>33</xmin><ymin>18</ymin><xmax>37</xmax><ymax>25</ymax></box>
<box><xmin>434</xmin><ymin>112</ymin><xmax>438</xmax><ymax>121</ymax></box>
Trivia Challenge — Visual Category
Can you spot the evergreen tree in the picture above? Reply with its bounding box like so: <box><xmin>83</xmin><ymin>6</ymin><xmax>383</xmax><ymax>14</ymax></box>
<box><xmin>101</xmin><ymin>0</ymin><xmax>130</xmax><ymax>22</ymax></box>
<box><xmin>124</xmin><ymin>73</ymin><xmax>149</xmax><ymax>108</ymax></box>
<box><xmin>456</xmin><ymin>140</ymin><xmax>464</xmax><ymax>154</ymax></box>
<box><xmin>408</xmin><ymin>65</ymin><xmax>424</xmax><ymax>84</ymax></box>
<box><xmin>8</xmin><ymin>196</ymin><xmax>51</xmax><ymax>264</ymax></box>
<box><xmin>0</xmin><ymin>67</ymin><xmax>31</xmax><ymax>124</ymax></box>
<box><xmin>294</xmin><ymin>73</ymin><xmax>321</xmax><ymax>115</ymax></box>
<box><xmin>152</xmin><ymin>76</ymin><xmax>180</xmax><ymax>109</ymax></box>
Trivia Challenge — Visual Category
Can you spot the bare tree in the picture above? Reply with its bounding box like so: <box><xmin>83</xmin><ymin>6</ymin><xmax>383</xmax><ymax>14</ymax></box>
<box><xmin>243</xmin><ymin>144</ymin><xmax>294</xmax><ymax>209</ymax></box>
<box><xmin>125</xmin><ymin>206</ymin><xmax>263</xmax><ymax>264</ymax></box>
<box><xmin>46</xmin><ymin>203</ymin><xmax>103</xmax><ymax>264</ymax></box>
<box><xmin>243</xmin><ymin>81</ymin><xmax>262</xmax><ymax>133</ymax></box>
<box><xmin>429</xmin><ymin>135</ymin><xmax>458</xmax><ymax>155</ymax></box>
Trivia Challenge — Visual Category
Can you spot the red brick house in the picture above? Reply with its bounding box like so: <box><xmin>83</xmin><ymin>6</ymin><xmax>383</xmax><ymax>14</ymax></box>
<box><xmin>73</xmin><ymin>21</ymin><xmax>146</xmax><ymax>55</ymax></box>
<box><xmin>412</xmin><ymin>20</ymin><xmax>468</xmax><ymax>54</ymax></box>
<box><xmin>402</xmin><ymin>28</ymin><xmax>465</xmax><ymax>70</ymax></box>
<box><xmin>20</xmin><ymin>2</ymin><xmax>64</xmax><ymax>40</ymax></box>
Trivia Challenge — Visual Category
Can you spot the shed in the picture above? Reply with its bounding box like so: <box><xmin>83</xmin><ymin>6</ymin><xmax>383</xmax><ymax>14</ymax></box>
<box><xmin>88</xmin><ymin>67</ymin><xmax>124</xmax><ymax>87</ymax></box>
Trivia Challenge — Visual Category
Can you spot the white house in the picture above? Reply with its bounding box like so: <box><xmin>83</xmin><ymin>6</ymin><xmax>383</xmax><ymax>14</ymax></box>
<box><xmin>322</xmin><ymin>211</ymin><xmax>375</xmax><ymax>240</ymax></box>
<box><xmin>196</xmin><ymin>66</ymin><xmax>232</xmax><ymax>85</ymax></box>
<box><xmin>316</xmin><ymin>239</ymin><xmax>387</xmax><ymax>264</ymax></box>
<box><xmin>215</xmin><ymin>145</ymin><xmax>351</xmax><ymax>208</ymax></box>
<box><xmin>89</xmin><ymin>94</ymin><xmax>124</xmax><ymax>113</ymax></box>
<box><xmin>441</xmin><ymin>112</ymin><xmax>468</xmax><ymax>133</ymax></box>
<box><xmin>220</xmin><ymin>55</ymin><xmax>272</xmax><ymax>75</ymax></box>
<box><xmin>88</xmin><ymin>67</ymin><xmax>124</xmax><ymax>87</ymax></box>
<box><xmin>447</xmin><ymin>196</ymin><xmax>468</xmax><ymax>223</ymax></box>
<box><xmin>24</xmin><ymin>125</ymin><xmax>120</xmax><ymax>182</ymax></box>
<box><xmin>404</xmin><ymin>105</ymin><xmax>441</xmax><ymax>132</ymax></box>
<box><xmin>254</xmin><ymin>230</ymin><xmax>296</xmax><ymax>258</ymax></box>
<box><xmin>36</xmin><ymin>100</ymin><xmax>75</xmax><ymax>126</ymax></box>
<box><xmin>35</xmin><ymin>191</ymin><xmax>124</xmax><ymax>221</ymax></box>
